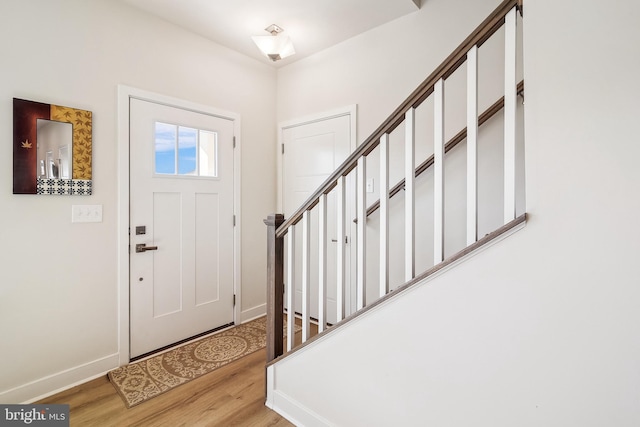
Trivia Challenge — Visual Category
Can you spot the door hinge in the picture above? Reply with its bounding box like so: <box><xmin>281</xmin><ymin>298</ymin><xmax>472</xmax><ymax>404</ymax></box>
<box><xmin>233</xmin><ymin>215</ymin><xmax>236</xmax><ymax>226</ymax></box>
<box><xmin>233</xmin><ymin>294</ymin><xmax>236</xmax><ymax>306</ymax></box>
<box><xmin>233</xmin><ymin>136</ymin><xmax>236</xmax><ymax>148</ymax></box>
<box><xmin>282</xmin><ymin>144</ymin><xmax>285</xmax><ymax>154</ymax></box>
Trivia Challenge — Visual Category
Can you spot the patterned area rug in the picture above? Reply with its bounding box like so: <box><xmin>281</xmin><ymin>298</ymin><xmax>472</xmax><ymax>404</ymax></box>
<box><xmin>108</xmin><ymin>317</ymin><xmax>298</xmax><ymax>408</ymax></box>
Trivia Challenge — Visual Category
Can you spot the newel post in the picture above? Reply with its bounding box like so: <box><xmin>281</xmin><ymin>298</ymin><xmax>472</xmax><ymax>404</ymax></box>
<box><xmin>264</xmin><ymin>213</ymin><xmax>285</xmax><ymax>363</ymax></box>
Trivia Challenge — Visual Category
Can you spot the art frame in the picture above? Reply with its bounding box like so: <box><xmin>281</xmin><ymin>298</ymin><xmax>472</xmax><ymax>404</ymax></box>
<box><xmin>13</xmin><ymin>98</ymin><xmax>92</xmax><ymax>195</ymax></box>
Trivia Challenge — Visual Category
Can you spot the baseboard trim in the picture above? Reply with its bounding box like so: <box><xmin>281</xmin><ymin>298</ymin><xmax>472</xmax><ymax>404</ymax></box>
<box><xmin>0</xmin><ymin>353</ymin><xmax>119</xmax><ymax>404</ymax></box>
<box><xmin>268</xmin><ymin>388</ymin><xmax>335</xmax><ymax>427</ymax></box>
<box><xmin>241</xmin><ymin>304</ymin><xmax>266</xmax><ymax>323</ymax></box>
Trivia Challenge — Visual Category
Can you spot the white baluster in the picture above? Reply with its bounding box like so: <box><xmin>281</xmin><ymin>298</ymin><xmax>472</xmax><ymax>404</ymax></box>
<box><xmin>336</xmin><ymin>176</ymin><xmax>345</xmax><ymax>321</ymax></box>
<box><xmin>434</xmin><ymin>78</ymin><xmax>445</xmax><ymax>264</ymax></box>
<box><xmin>405</xmin><ymin>108</ymin><xmax>415</xmax><ymax>281</ymax></box>
<box><xmin>301</xmin><ymin>210</ymin><xmax>311</xmax><ymax>342</ymax></box>
<box><xmin>357</xmin><ymin>156</ymin><xmax>366</xmax><ymax>310</ymax></box>
<box><xmin>504</xmin><ymin>7</ymin><xmax>517</xmax><ymax>223</ymax></box>
<box><xmin>379</xmin><ymin>134</ymin><xmax>389</xmax><ymax>297</ymax></box>
<box><xmin>286</xmin><ymin>226</ymin><xmax>295</xmax><ymax>351</ymax></box>
<box><xmin>467</xmin><ymin>45</ymin><xmax>479</xmax><ymax>246</ymax></box>
<box><xmin>318</xmin><ymin>194</ymin><xmax>327</xmax><ymax>333</ymax></box>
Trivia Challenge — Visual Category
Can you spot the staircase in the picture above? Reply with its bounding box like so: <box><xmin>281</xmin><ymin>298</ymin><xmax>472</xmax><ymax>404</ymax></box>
<box><xmin>265</xmin><ymin>0</ymin><xmax>525</xmax><ymax>424</ymax></box>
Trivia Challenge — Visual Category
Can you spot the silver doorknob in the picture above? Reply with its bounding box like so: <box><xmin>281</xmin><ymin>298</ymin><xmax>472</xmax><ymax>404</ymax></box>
<box><xmin>136</xmin><ymin>243</ymin><xmax>158</xmax><ymax>253</ymax></box>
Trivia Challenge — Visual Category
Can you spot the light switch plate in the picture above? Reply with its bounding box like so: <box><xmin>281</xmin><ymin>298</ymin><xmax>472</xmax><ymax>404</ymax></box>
<box><xmin>366</xmin><ymin>178</ymin><xmax>374</xmax><ymax>193</ymax></box>
<box><xmin>72</xmin><ymin>205</ymin><xmax>103</xmax><ymax>223</ymax></box>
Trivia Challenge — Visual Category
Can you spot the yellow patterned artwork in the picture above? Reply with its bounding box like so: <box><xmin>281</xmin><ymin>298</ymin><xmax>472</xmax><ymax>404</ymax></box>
<box><xmin>51</xmin><ymin>104</ymin><xmax>92</xmax><ymax>180</ymax></box>
<box><xmin>13</xmin><ymin>98</ymin><xmax>93</xmax><ymax>195</ymax></box>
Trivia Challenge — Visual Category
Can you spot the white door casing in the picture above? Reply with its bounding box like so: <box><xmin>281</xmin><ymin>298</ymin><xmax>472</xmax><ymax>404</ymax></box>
<box><xmin>117</xmin><ymin>86</ymin><xmax>241</xmax><ymax>363</ymax></box>
<box><xmin>279</xmin><ymin>106</ymin><xmax>356</xmax><ymax>323</ymax></box>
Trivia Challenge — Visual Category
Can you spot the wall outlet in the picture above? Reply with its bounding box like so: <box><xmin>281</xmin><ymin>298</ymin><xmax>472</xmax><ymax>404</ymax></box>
<box><xmin>72</xmin><ymin>205</ymin><xmax>103</xmax><ymax>223</ymax></box>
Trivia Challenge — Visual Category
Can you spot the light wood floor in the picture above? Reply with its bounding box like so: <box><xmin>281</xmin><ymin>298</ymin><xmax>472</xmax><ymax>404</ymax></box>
<box><xmin>37</xmin><ymin>321</ymin><xmax>318</xmax><ymax>426</ymax></box>
<box><xmin>38</xmin><ymin>349</ymin><xmax>291</xmax><ymax>427</ymax></box>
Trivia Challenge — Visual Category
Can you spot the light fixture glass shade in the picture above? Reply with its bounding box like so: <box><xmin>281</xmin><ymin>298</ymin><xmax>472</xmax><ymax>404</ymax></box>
<box><xmin>251</xmin><ymin>34</ymin><xmax>295</xmax><ymax>61</ymax></box>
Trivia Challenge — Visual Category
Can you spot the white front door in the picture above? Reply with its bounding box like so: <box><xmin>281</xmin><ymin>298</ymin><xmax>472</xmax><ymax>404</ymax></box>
<box><xmin>282</xmin><ymin>114</ymin><xmax>352</xmax><ymax>324</ymax></box>
<box><xmin>129</xmin><ymin>98</ymin><xmax>235</xmax><ymax>358</ymax></box>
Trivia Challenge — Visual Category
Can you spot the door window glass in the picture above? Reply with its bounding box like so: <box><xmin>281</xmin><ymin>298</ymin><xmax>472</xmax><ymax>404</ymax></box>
<box><xmin>154</xmin><ymin>122</ymin><xmax>177</xmax><ymax>174</ymax></box>
<box><xmin>155</xmin><ymin>122</ymin><xmax>218</xmax><ymax>177</ymax></box>
<box><xmin>199</xmin><ymin>130</ymin><xmax>217</xmax><ymax>177</ymax></box>
<box><xmin>178</xmin><ymin>126</ymin><xmax>197</xmax><ymax>175</ymax></box>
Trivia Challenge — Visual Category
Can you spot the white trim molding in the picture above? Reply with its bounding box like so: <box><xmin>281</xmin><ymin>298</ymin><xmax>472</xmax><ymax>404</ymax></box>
<box><xmin>240</xmin><ymin>304</ymin><xmax>268</xmax><ymax>323</ymax></box>
<box><xmin>267</xmin><ymin>364</ymin><xmax>336</xmax><ymax>427</ymax></box>
<box><xmin>117</xmin><ymin>85</ymin><xmax>242</xmax><ymax>366</ymax></box>
<box><xmin>0</xmin><ymin>353</ymin><xmax>119</xmax><ymax>404</ymax></box>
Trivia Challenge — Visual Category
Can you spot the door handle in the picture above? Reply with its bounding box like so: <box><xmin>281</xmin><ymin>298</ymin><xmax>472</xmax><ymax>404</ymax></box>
<box><xmin>136</xmin><ymin>243</ymin><xmax>158</xmax><ymax>253</ymax></box>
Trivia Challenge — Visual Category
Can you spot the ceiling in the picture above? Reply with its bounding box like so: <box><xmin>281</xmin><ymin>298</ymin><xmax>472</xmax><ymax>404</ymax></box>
<box><xmin>118</xmin><ymin>0</ymin><xmax>421</xmax><ymax>67</ymax></box>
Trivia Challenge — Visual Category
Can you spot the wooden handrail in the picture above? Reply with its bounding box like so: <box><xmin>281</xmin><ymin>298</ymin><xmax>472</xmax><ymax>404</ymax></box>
<box><xmin>275</xmin><ymin>0</ymin><xmax>520</xmax><ymax>239</ymax></box>
<box><xmin>359</xmin><ymin>81</ymin><xmax>524</xmax><ymax>221</ymax></box>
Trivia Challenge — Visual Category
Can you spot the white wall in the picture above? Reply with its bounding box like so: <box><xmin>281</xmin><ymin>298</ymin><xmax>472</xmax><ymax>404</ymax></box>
<box><xmin>271</xmin><ymin>0</ymin><xmax>640</xmax><ymax>425</ymax></box>
<box><xmin>277</xmin><ymin>0</ymin><xmax>505</xmax><ymax>141</ymax></box>
<box><xmin>0</xmin><ymin>0</ymin><xmax>276</xmax><ymax>402</ymax></box>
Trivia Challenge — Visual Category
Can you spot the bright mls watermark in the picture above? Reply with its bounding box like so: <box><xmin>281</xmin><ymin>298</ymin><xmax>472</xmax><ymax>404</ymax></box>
<box><xmin>0</xmin><ymin>405</ymin><xmax>69</xmax><ymax>426</ymax></box>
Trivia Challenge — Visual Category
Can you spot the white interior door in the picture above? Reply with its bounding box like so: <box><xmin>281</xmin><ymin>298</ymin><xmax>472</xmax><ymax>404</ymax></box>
<box><xmin>129</xmin><ymin>98</ymin><xmax>235</xmax><ymax>358</ymax></box>
<box><xmin>282</xmin><ymin>114</ymin><xmax>352</xmax><ymax>324</ymax></box>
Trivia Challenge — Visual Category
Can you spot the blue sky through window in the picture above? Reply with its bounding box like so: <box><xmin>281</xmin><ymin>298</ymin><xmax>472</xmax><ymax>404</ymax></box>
<box><xmin>155</xmin><ymin>122</ymin><xmax>217</xmax><ymax>177</ymax></box>
<box><xmin>155</xmin><ymin>122</ymin><xmax>176</xmax><ymax>174</ymax></box>
<box><xmin>155</xmin><ymin>123</ymin><xmax>197</xmax><ymax>175</ymax></box>
<box><xmin>178</xmin><ymin>127</ymin><xmax>197</xmax><ymax>175</ymax></box>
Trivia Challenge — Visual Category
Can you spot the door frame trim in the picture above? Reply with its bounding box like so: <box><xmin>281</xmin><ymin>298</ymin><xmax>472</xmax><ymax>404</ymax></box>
<box><xmin>277</xmin><ymin>105</ymin><xmax>357</xmax><ymax>213</ymax></box>
<box><xmin>117</xmin><ymin>85</ymin><xmax>242</xmax><ymax>365</ymax></box>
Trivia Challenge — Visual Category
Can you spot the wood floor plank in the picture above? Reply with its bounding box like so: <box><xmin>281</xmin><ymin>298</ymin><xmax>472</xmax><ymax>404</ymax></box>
<box><xmin>37</xmin><ymin>319</ymin><xmax>318</xmax><ymax>426</ymax></box>
<box><xmin>38</xmin><ymin>349</ymin><xmax>293</xmax><ymax>427</ymax></box>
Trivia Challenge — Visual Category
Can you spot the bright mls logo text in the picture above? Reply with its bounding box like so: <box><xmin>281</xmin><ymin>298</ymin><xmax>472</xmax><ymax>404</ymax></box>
<box><xmin>1</xmin><ymin>404</ymin><xmax>69</xmax><ymax>426</ymax></box>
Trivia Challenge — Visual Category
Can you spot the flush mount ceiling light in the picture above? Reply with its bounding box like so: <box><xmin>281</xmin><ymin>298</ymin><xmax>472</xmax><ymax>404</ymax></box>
<box><xmin>252</xmin><ymin>24</ymin><xmax>295</xmax><ymax>62</ymax></box>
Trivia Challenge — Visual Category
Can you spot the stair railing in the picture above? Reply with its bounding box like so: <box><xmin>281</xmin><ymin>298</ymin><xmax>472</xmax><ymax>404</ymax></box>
<box><xmin>266</xmin><ymin>0</ymin><xmax>524</xmax><ymax>365</ymax></box>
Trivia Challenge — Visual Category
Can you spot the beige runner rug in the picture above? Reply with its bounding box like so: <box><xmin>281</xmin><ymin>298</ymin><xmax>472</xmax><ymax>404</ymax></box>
<box><xmin>108</xmin><ymin>316</ymin><xmax>298</xmax><ymax>408</ymax></box>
